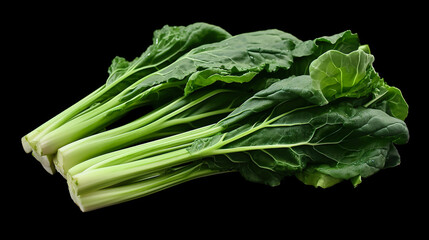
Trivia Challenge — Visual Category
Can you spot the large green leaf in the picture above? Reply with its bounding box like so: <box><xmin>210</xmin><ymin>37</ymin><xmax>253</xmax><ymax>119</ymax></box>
<box><xmin>287</xmin><ymin>30</ymin><xmax>360</xmax><ymax>75</ymax></box>
<box><xmin>309</xmin><ymin>49</ymin><xmax>380</xmax><ymax>100</ymax></box>
<box><xmin>199</xmin><ymin>101</ymin><xmax>409</xmax><ymax>187</ymax></box>
<box><xmin>366</xmin><ymin>83</ymin><xmax>409</xmax><ymax>121</ymax></box>
<box><xmin>100</xmin><ymin>23</ymin><xmax>232</xmax><ymax>103</ymax></box>
<box><xmin>118</xmin><ymin>29</ymin><xmax>306</xmax><ymax>102</ymax></box>
<box><xmin>308</xmin><ymin>47</ymin><xmax>408</xmax><ymax>121</ymax></box>
<box><xmin>217</xmin><ymin>75</ymin><xmax>328</xmax><ymax>128</ymax></box>
<box><xmin>181</xmin><ymin>29</ymin><xmax>304</xmax><ymax>94</ymax></box>
<box><xmin>313</xmin><ymin>30</ymin><xmax>360</xmax><ymax>54</ymax></box>
<box><xmin>106</xmin><ymin>23</ymin><xmax>232</xmax><ymax>86</ymax></box>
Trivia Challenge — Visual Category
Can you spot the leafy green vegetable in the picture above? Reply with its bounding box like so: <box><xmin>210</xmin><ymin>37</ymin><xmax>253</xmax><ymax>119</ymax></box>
<box><xmin>20</xmin><ymin>24</ymin><xmax>409</xmax><ymax>212</ymax></box>
<box><xmin>34</xmin><ymin>29</ymin><xmax>318</xmax><ymax>177</ymax></box>
<box><xmin>64</xmin><ymin>40</ymin><xmax>369</xmax><ymax>180</ymax></box>
<box><xmin>66</xmin><ymin>49</ymin><xmax>409</xmax><ymax>211</ymax></box>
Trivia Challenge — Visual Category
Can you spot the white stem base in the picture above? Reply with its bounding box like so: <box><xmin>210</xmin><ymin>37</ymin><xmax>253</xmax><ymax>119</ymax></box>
<box><xmin>21</xmin><ymin>136</ymin><xmax>32</xmax><ymax>153</ymax></box>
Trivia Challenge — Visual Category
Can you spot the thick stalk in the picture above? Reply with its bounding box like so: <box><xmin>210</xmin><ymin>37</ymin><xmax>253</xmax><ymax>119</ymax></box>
<box><xmin>35</xmin><ymin>79</ymin><xmax>183</xmax><ymax>156</ymax></box>
<box><xmin>70</xmin><ymin>148</ymin><xmax>194</xmax><ymax>194</ymax></box>
<box><xmin>67</xmin><ymin>124</ymin><xmax>223</xmax><ymax>176</ymax></box>
<box><xmin>57</xmin><ymin>109</ymin><xmax>230</xmax><ymax>175</ymax></box>
<box><xmin>56</xmin><ymin>89</ymin><xmax>236</xmax><ymax>174</ymax></box>
<box><xmin>23</xmin><ymin>85</ymin><xmax>105</xmax><ymax>150</ymax></box>
<box><xmin>54</xmin><ymin>98</ymin><xmax>181</xmax><ymax>175</ymax></box>
<box><xmin>70</xmin><ymin>162</ymin><xmax>227</xmax><ymax>212</ymax></box>
<box><xmin>35</xmin><ymin>97</ymin><xmax>126</xmax><ymax>155</ymax></box>
<box><xmin>23</xmin><ymin>63</ymin><xmax>153</xmax><ymax>151</ymax></box>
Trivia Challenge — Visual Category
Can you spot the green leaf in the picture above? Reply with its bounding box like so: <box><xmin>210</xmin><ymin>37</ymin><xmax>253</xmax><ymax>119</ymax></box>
<box><xmin>309</xmin><ymin>49</ymin><xmax>378</xmax><ymax>100</ymax></box>
<box><xmin>100</xmin><ymin>23</ymin><xmax>232</xmax><ymax>106</ymax></box>
<box><xmin>287</xmin><ymin>30</ymin><xmax>360</xmax><ymax>75</ymax></box>
<box><xmin>366</xmin><ymin>83</ymin><xmax>409</xmax><ymax>120</ymax></box>
<box><xmin>185</xmin><ymin>69</ymin><xmax>258</xmax><ymax>95</ymax></box>
<box><xmin>311</xmin><ymin>141</ymin><xmax>399</xmax><ymax>181</ymax></box>
<box><xmin>195</xmin><ymin>100</ymin><xmax>409</xmax><ymax>187</ymax></box>
<box><xmin>296</xmin><ymin>168</ymin><xmax>343</xmax><ymax>188</ymax></box>
<box><xmin>119</xmin><ymin>29</ymin><xmax>306</xmax><ymax>102</ymax></box>
<box><xmin>358</xmin><ymin>44</ymin><xmax>371</xmax><ymax>54</ymax></box>
<box><xmin>350</xmin><ymin>175</ymin><xmax>362</xmax><ymax>187</ymax></box>
<box><xmin>383</xmin><ymin>86</ymin><xmax>408</xmax><ymax>120</ymax></box>
<box><xmin>107</xmin><ymin>56</ymin><xmax>130</xmax><ymax>77</ymax></box>
<box><xmin>105</xmin><ymin>22</ymin><xmax>232</xmax><ymax>87</ymax></box>
<box><xmin>217</xmin><ymin>75</ymin><xmax>328</xmax><ymax>128</ymax></box>
<box><xmin>180</xmin><ymin>29</ymin><xmax>304</xmax><ymax>94</ymax></box>
<box><xmin>140</xmin><ymin>22</ymin><xmax>232</xmax><ymax>67</ymax></box>
<box><xmin>314</xmin><ymin>30</ymin><xmax>360</xmax><ymax>54</ymax></box>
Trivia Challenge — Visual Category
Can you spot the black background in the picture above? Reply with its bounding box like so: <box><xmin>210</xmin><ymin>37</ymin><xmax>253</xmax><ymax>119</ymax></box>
<box><xmin>4</xmin><ymin>2</ymin><xmax>425</xmax><ymax>236</ymax></box>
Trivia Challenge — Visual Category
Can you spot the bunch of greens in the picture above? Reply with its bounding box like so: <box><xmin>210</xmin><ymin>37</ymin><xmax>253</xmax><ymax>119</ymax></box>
<box><xmin>21</xmin><ymin>23</ymin><xmax>409</xmax><ymax>212</ymax></box>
